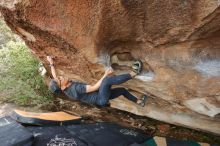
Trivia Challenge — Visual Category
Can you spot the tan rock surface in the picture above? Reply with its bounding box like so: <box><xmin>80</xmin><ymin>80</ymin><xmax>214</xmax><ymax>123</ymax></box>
<box><xmin>0</xmin><ymin>0</ymin><xmax>219</xmax><ymax>134</ymax></box>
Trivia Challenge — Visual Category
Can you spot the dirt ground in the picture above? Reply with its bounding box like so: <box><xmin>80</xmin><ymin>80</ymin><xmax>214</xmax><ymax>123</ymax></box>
<box><xmin>1</xmin><ymin>97</ymin><xmax>220</xmax><ymax>145</ymax></box>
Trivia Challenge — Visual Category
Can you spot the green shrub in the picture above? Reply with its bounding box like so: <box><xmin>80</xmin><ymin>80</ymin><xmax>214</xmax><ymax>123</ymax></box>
<box><xmin>0</xmin><ymin>20</ymin><xmax>52</xmax><ymax>106</ymax></box>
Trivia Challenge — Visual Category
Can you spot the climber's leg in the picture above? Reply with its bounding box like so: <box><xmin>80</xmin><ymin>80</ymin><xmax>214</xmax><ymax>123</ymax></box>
<box><xmin>109</xmin><ymin>87</ymin><xmax>137</xmax><ymax>103</ymax></box>
<box><xmin>96</xmin><ymin>73</ymin><xmax>133</xmax><ymax>106</ymax></box>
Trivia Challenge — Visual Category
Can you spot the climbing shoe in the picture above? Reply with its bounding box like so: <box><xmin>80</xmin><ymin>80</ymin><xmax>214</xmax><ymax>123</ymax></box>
<box><xmin>138</xmin><ymin>95</ymin><xmax>148</xmax><ymax>107</ymax></box>
<box><xmin>132</xmin><ymin>60</ymin><xmax>143</xmax><ymax>75</ymax></box>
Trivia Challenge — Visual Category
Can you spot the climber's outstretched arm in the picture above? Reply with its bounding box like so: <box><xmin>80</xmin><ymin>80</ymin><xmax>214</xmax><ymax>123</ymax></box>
<box><xmin>47</xmin><ymin>56</ymin><xmax>57</xmax><ymax>79</ymax></box>
<box><xmin>86</xmin><ymin>68</ymin><xmax>113</xmax><ymax>93</ymax></box>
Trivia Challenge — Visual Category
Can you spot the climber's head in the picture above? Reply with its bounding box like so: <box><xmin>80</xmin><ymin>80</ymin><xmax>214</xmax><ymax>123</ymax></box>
<box><xmin>49</xmin><ymin>79</ymin><xmax>62</xmax><ymax>93</ymax></box>
<box><xmin>49</xmin><ymin>76</ymin><xmax>70</xmax><ymax>93</ymax></box>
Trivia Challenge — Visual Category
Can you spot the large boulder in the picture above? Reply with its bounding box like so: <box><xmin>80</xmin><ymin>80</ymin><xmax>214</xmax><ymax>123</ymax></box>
<box><xmin>0</xmin><ymin>0</ymin><xmax>219</xmax><ymax>134</ymax></box>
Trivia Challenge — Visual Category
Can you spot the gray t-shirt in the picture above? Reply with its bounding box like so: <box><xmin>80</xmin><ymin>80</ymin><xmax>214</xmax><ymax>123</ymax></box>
<box><xmin>63</xmin><ymin>81</ymin><xmax>98</xmax><ymax>104</ymax></box>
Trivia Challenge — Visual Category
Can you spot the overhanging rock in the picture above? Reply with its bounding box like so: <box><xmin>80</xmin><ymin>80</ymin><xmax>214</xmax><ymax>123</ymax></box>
<box><xmin>0</xmin><ymin>0</ymin><xmax>220</xmax><ymax>134</ymax></box>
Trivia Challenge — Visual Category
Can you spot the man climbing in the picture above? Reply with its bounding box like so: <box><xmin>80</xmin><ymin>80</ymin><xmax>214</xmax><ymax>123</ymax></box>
<box><xmin>47</xmin><ymin>56</ymin><xmax>147</xmax><ymax>107</ymax></box>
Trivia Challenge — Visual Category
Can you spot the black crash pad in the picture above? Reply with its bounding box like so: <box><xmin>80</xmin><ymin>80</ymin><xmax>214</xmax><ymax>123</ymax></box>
<box><xmin>66</xmin><ymin>123</ymin><xmax>151</xmax><ymax>146</ymax></box>
<box><xmin>27</xmin><ymin>126</ymin><xmax>88</xmax><ymax>146</ymax></box>
<box><xmin>0</xmin><ymin>117</ymin><xmax>33</xmax><ymax>146</ymax></box>
<box><xmin>27</xmin><ymin>123</ymin><xmax>151</xmax><ymax>146</ymax></box>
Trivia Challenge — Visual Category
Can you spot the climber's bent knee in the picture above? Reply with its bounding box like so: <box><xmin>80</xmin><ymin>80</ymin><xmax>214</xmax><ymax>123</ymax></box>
<box><xmin>101</xmin><ymin>76</ymin><xmax>111</xmax><ymax>86</ymax></box>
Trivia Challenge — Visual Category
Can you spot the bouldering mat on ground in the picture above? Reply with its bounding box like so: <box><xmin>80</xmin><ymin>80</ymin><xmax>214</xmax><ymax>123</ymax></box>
<box><xmin>27</xmin><ymin>122</ymin><xmax>151</xmax><ymax>146</ymax></box>
<box><xmin>27</xmin><ymin>126</ymin><xmax>88</xmax><ymax>146</ymax></box>
<box><xmin>11</xmin><ymin>110</ymin><xmax>82</xmax><ymax>126</ymax></box>
<box><xmin>0</xmin><ymin>117</ymin><xmax>33</xmax><ymax>146</ymax></box>
<box><xmin>0</xmin><ymin>115</ymin><xmax>213</xmax><ymax>146</ymax></box>
<box><xmin>66</xmin><ymin>123</ymin><xmax>151</xmax><ymax>146</ymax></box>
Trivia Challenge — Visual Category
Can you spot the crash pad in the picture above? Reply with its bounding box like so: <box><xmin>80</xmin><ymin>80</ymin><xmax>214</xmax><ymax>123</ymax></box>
<box><xmin>11</xmin><ymin>110</ymin><xmax>82</xmax><ymax>126</ymax></box>
<box><xmin>66</xmin><ymin>122</ymin><xmax>151</xmax><ymax>146</ymax></box>
<box><xmin>27</xmin><ymin>126</ymin><xmax>88</xmax><ymax>146</ymax></box>
<box><xmin>0</xmin><ymin>117</ymin><xmax>33</xmax><ymax>146</ymax></box>
<box><xmin>27</xmin><ymin>122</ymin><xmax>151</xmax><ymax>146</ymax></box>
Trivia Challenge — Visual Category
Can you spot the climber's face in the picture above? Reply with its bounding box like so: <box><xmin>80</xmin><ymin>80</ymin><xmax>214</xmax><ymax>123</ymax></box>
<box><xmin>56</xmin><ymin>76</ymin><xmax>70</xmax><ymax>90</ymax></box>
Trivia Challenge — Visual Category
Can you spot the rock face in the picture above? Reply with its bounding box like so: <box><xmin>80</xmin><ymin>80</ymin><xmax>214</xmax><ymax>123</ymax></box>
<box><xmin>0</xmin><ymin>0</ymin><xmax>220</xmax><ymax>134</ymax></box>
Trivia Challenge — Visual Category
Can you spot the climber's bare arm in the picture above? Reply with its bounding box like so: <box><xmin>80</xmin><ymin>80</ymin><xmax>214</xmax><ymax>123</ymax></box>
<box><xmin>85</xmin><ymin>68</ymin><xmax>113</xmax><ymax>93</ymax></box>
<box><xmin>47</xmin><ymin>56</ymin><xmax>57</xmax><ymax>79</ymax></box>
<box><xmin>85</xmin><ymin>74</ymin><xmax>107</xmax><ymax>93</ymax></box>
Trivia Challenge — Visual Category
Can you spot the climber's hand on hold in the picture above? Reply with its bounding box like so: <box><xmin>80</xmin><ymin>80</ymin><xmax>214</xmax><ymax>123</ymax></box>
<box><xmin>47</xmin><ymin>56</ymin><xmax>54</xmax><ymax>64</ymax></box>
<box><xmin>105</xmin><ymin>67</ymin><xmax>114</xmax><ymax>76</ymax></box>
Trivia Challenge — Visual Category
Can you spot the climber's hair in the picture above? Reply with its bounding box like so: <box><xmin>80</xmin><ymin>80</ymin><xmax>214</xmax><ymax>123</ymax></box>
<box><xmin>49</xmin><ymin>79</ymin><xmax>62</xmax><ymax>93</ymax></box>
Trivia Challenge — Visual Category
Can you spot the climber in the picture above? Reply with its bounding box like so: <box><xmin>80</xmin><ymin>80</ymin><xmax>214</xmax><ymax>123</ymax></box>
<box><xmin>47</xmin><ymin>56</ymin><xmax>147</xmax><ymax>107</ymax></box>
